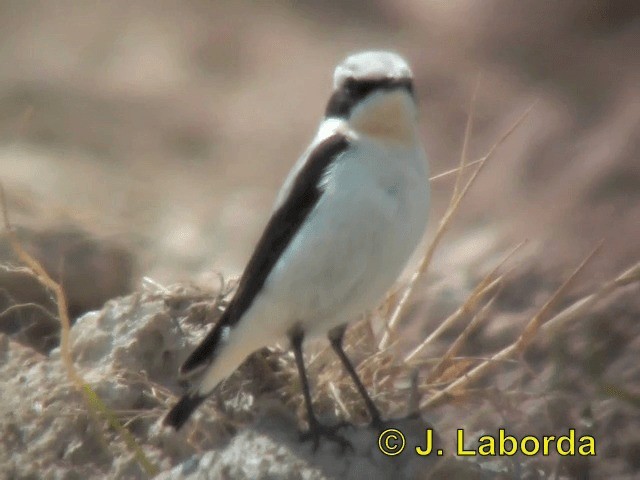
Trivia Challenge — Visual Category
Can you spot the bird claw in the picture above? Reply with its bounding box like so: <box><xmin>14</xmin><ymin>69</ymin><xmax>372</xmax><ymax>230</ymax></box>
<box><xmin>300</xmin><ymin>420</ymin><xmax>353</xmax><ymax>452</ymax></box>
<box><xmin>369</xmin><ymin>415</ymin><xmax>386</xmax><ymax>432</ymax></box>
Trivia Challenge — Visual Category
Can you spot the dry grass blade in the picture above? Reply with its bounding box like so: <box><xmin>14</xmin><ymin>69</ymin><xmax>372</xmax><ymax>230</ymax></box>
<box><xmin>0</xmin><ymin>184</ymin><xmax>158</xmax><ymax>476</ymax></box>
<box><xmin>430</xmin><ymin>358</ymin><xmax>477</xmax><ymax>386</ymax></box>
<box><xmin>421</xmin><ymin>243</ymin><xmax>602</xmax><ymax>410</ymax></box>
<box><xmin>328</xmin><ymin>381</ymin><xmax>351</xmax><ymax>419</ymax></box>
<box><xmin>379</xmin><ymin>80</ymin><xmax>479</xmax><ymax>349</ymax></box>
<box><xmin>406</xmin><ymin>275</ymin><xmax>502</xmax><ymax>365</ymax></box>
<box><xmin>517</xmin><ymin>243</ymin><xmax>602</xmax><ymax>351</ymax></box>
<box><xmin>600</xmin><ymin>383</ymin><xmax>640</xmax><ymax>409</ymax></box>
<box><xmin>429</xmin><ymin>158</ymin><xmax>484</xmax><ymax>182</ymax></box>
<box><xmin>427</xmin><ymin>290</ymin><xmax>500</xmax><ymax>383</ymax></box>
<box><xmin>404</xmin><ymin>241</ymin><xmax>525</xmax><ymax>363</ymax></box>
<box><xmin>379</xmin><ymin>100</ymin><xmax>537</xmax><ymax>350</ymax></box>
<box><xmin>542</xmin><ymin>261</ymin><xmax>640</xmax><ymax>336</ymax></box>
<box><xmin>452</xmin><ymin>74</ymin><xmax>480</xmax><ymax>199</ymax></box>
<box><xmin>0</xmin><ymin>302</ymin><xmax>59</xmax><ymax>322</ymax></box>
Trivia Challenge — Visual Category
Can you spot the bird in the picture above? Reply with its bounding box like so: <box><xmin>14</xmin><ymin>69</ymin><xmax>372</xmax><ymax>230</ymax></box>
<box><xmin>164</xmin><ymin>50</ymin><xmax>430</xmax><ymax>445</ymax></box>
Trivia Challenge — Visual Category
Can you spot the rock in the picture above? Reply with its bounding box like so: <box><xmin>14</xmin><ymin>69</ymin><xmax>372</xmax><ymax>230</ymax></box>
<box><xmin>0</xmin><ymin>286</ymin><xmax>465</xmax><ymax>479</ymax></box>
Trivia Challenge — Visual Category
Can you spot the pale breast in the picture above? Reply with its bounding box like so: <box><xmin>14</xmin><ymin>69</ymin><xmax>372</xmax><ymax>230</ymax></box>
<box><xmin>265</xmin><ymin>140</ymin><xmax>429</xmax><ymax>334</ymax></box>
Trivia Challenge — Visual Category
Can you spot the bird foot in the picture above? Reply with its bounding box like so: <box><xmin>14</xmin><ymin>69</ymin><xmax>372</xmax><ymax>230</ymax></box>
<box><xmin>300</xmin><ymin>420</ymin><xmax>353</xmax><ymax>452</ymax></box>
<box><xmin>369</xmin><ymin>415</ymin><xmax>386</xmax><ymax>432</ymax></box>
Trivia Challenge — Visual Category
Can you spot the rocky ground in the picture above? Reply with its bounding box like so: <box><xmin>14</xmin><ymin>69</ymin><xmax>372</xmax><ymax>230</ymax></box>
<box><xmin>0</xmin><ymin>1</ymin><xmax>639</xmax><ymax>479</ymax></box>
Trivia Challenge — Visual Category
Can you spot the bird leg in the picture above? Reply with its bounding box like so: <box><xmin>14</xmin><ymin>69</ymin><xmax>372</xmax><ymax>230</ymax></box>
<box><xmin>289</xmin><ymin>326</ymin><xmax>351</xmax><ymax>451</ymax></box>
<box><xmin>328</xmin><ymin>324</ymin><xmax>384</xmax><ymax>429</ymax></box>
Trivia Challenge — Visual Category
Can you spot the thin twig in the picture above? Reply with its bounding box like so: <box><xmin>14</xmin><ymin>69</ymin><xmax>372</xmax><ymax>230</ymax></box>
<box><xmin>452</xmin><ymin>74</ymin><xmax>481</xmax><ymax>199</ymax></box>
<box><xmin>404</xmin><ymin>241</ymin><xmax>526</xmax><ymax>363</ymax></box>
<box><xmin>379</xmin><ymin>102</ymin><xmax>537</xmax><ymax>349</ymax></box>
<box><xmin>421</xmin><ymin>243</ymin><xmax>602</xmax><ymax>410</ymax></box>
<box><xmin>0</xmin><ymin>302</ymin><xmax>59</xmax><ymax>323</ymax></box>
<box><xmin>429</xmin><ymin>158</ymin><xmax>484</xmax><ymax>182</ymax></box>
<box><xmin>427</xmin><ymin>289</ymin><xmax>500</xmax><ymax>383</ymax></box>
<box><xmin>0</xmin><ymin>183</ymin><xmax>158</xmax><ymax>476</ymax></box>
<box><xmin>542</xmin><ymin>261</ymin><xmax>640</xmax><ymax>336</ymax></box>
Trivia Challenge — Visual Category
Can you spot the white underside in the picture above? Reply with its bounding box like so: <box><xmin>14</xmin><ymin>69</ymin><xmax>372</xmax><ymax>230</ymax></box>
<box><xmin>198</xmin><ymin>124</ymin><xmax>429</xmax><ymax>395</ymax></box>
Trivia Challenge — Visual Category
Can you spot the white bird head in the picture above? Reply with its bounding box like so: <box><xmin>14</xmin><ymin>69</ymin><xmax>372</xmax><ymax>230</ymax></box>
<box><xmin>333</xmin><ymin>50</ymin><xmax>413</xmax><ymax>90</ymax></box>
<box><xmin>326</xmin><ymin>51</ymin><xmax>418</xmax><ymax>145</ymax></box>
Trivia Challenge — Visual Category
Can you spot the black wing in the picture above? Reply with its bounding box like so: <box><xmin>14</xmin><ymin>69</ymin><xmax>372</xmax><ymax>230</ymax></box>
<box><xmin>179</xmin><ymin>133</ymin><xmax>350</xmax><ymax>374</ymax></box>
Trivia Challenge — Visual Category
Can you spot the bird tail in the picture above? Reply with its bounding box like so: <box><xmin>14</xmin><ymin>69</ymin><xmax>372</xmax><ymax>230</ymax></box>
<box><xmin>166</xmin><ymin>320</ymin><xmax>247</xmax><ymax>429</ymax></box>
<box><xmin>180</xmin><ymin>309</ymin><xmax>233</xmax><ymax>375</ymax></box>
<box><xmin>163</xmin><ymin>391</ymin><xmax>207</xmax><ymax>430</ymax></box>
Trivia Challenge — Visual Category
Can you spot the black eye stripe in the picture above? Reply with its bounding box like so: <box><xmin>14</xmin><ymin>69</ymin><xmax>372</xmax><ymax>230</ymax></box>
<box><xmin>345</xmin><ymin>78</ymin><xmax>413</xmax><ymax>98</ymax></box>
<box><xmin>325</xmin><ymin>77</ymin><xmax>414</xmax><ymax>118</ymax></box>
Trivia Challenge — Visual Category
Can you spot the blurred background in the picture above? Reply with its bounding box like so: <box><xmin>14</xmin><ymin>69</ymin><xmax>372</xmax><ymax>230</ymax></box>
<box><xmin>0</xmin><ymin>0</ymin><xmax>638</xmax><ymax>476</ymax></box>
<box><xmin>1</xmin><ymin>0</ymin><xmax>638</xmax><ymax>288</ymax></box>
